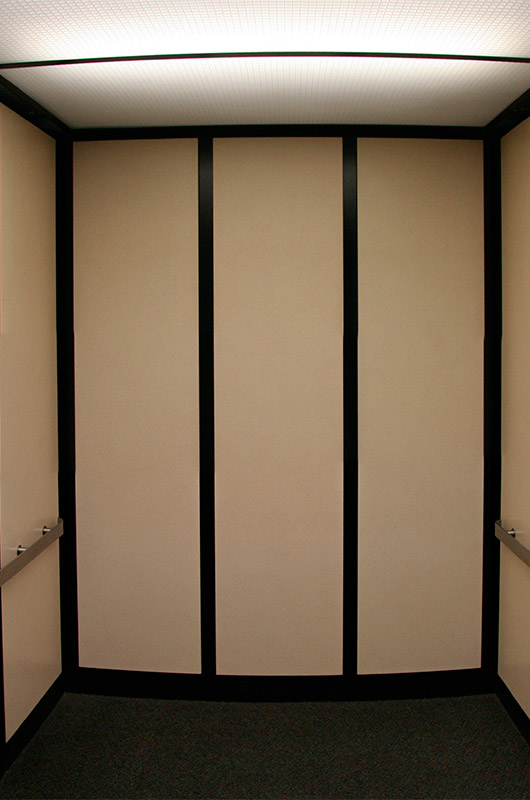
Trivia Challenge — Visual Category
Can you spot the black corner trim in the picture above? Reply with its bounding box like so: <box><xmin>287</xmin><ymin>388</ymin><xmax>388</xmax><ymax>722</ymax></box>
<box><xmin>0</xmin><ymin>74</ymin><xmax>70</xmax><ymax>140</ymax></box>
<box><xmin>56</xmin><ymin>139</ymin><xmax>79</xmax><ymax>677</ymax></box>
<box><xmin>0</xmin><ymin>675</ymin><xmax>64</xmax><ymax>776</ymax></box>
<box><xmin>0</xmin><ymin>600</ymin><xmax>5</xmax><ymax>759</ymax></box>
<box><xmin>482</xmin><ymin>138</ymin><xmax>502</xmax><ymax>673</ymax></box>
<box><xmin>198</xmin><ymin>138</ymin><xmax>216</xmax><ymax>676</ymax></box>
<box><xmin>495</xmin><ymin>675</ymin><xmax>530</xmax><ymax>747</ymax></box>
<box><xmin>342</xmin><ymin>138</ymin><xmax>358</xmax><ymax>676</ymax></box>
<box><xmin>486</xmin><ymin>86</ymin><xmax>530</xmax><ymax>138</ymax></box>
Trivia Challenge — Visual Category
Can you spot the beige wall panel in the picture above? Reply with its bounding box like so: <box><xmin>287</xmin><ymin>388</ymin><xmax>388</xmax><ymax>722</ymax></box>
<box><xmin>499</xmin><ymin>546</ymin><xmax>530</xmax><ymax>716</ymax></box>
<box><xmin>74</xmin><ymin>139</ymin><xmax>201</xmax><ymax>672</ymax></box>
<box><xmin>357</xmin><ymin>138</ymin><xmax>484</xmax><ymax>674</ymax></box>
<box><xmin>0</xmin><ymin>105</ymin><xmax>60</xmax><ymax>739</ymax></box>
<box><xmin>214</xmin><ymin>138</ymin><xmax>343</xmax><ymax>676</ymax></box>
<box><xmin>499</xmin><ymin>116</ymin><xmax>530</xmax><ymax>715</ymax></box>
<box><xmin>2</xmin><ymin>545</ymin><xmax>61</xmax><ymax>741</ymax></box>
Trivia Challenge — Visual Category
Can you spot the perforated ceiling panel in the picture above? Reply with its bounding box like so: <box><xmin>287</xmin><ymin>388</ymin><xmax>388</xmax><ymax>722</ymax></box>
<box><xmin>1</xmin><ymin>0</ymin><xmax>530</xmax><ymax>61</ymax></box>
<box><xmin>4</xmin><ymin>55</ymin><xmax>530</xmax><ymax>128</ymax></box>
<box><xmin>1</xmin><ymin>0</ymin><xmax>530</xmax><ymax>127</ymax></box>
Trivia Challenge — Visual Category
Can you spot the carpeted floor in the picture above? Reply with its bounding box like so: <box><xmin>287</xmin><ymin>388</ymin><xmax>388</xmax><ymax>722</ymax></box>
<box><xmin>0</xmin><ymin>692</ymin><xmax>529</xmax><ymax>799</ymax></box>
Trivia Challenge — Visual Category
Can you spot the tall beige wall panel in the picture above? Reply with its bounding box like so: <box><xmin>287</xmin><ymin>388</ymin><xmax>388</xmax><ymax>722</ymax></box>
<box><xmin>499</xmin><ymin>116</ymin><xmax>530</xmax><ymax>716</ymax></box>
<box><xmin>74</xmin><ymin>139</ymin><xmax>201</xmax><ymax>672</ymax></box>
<box><xmin>0</xmin><ymin>105</ymin><xmax>61</xmax><ymax>740</ymax></box>
<box><xmin>357</xmin><ymin>138</ymin><xmax>484</xmax><ymax>674</ymax></box>
<box><xmin>214</xmin><ymin>138</ymin><xmax>343</xmax><ymax>675</ymax></box>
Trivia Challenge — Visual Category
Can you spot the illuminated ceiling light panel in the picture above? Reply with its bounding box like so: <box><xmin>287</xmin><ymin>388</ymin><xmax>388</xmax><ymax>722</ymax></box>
<box><xmin>1</xmin><ymin>0</ymin><xmax>530</xmax><ymax>63</ymax></box>
<box><xmin>3</xmin><ymin>56</ymin><xmax>530</xmax><ymax>128</ymax></box>
<box><xmin>1</xmin><ymin>1</ymin><xmax>530</xmax><ymax>128</ymax></box>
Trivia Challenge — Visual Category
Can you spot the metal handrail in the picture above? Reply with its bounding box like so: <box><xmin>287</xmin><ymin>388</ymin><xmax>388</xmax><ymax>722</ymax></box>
<box><xmin>0</xmin><ymin>519</ymin><xmax>63</xmax><ymax>587</ymax></box>
<box><xmin>495</xmin><ymin>520</ymin><xmax>530</xmax><ymax>570</ymax></box>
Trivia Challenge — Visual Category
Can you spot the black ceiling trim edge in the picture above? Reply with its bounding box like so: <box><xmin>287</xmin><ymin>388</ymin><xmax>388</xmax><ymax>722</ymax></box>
<box><xmin>0</xmin><ymin>74</ymin><xmax>70</xmax><ymax>139</ymax></box>
<box><xmin>72</xmin><ymin>124</ymin><xmax>485</xmax><ymax>141</ymax></box>
<box><xmin>2</xmin><ymin>50</ymin><xmax>530</xmax><ymax>70</ymax></box>
<box><xmin>485</xmin><ymin>85</ymin><xmax>530</xmax><ymax>137</ymax></box>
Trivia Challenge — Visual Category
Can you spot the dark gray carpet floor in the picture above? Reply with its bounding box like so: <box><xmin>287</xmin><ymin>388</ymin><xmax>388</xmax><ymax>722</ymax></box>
<box><xmin>0</xmin><ymin>692</ymin><xmax>529</xmax><ymax>799</ymax></box>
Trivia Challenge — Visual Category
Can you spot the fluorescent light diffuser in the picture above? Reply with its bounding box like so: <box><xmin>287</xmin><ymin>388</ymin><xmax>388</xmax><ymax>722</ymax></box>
<box><xmin>1</xmin><ymin>0</ymin><xmax>530</xmax><ymax>63</ymax></box>
<box><xmin>3</xmin><ymin>55</ymin><xmax>530</xmax><ymax>128</ymax></box>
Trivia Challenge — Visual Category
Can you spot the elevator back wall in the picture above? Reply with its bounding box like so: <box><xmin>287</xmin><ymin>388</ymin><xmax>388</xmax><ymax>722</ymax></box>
<box><xmin>71</xmin><ymin>134</ymin><xmax>485</xmax><ymax>683</ymax></box>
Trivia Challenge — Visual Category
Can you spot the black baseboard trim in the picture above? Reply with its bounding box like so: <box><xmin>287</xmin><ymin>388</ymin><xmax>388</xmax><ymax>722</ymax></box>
<box><xmin>68</xmin><ymin>667</ymin><xmax>492</xmax><ymax>703</ymax></box>
<box><xmin>355</xmin><ymin>668</ymin><xmax>493</xmax><ymax>700</ymax></box>
<box><xmin>1</xmin><ymin>674</ymin><xmax>64</xmax><ymax>776</ymax></box>
<box><xmin>495</xmin><ymin>675</ymin><xmax>530</xmax><ymax>747</ymax></box>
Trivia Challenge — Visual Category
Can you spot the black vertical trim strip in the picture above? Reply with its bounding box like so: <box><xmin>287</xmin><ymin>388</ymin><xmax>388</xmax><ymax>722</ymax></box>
<box><xmin>198</xmin><ymin>137</ymin><xmax>216</xmax><ymax>676</ymax></box>
<box><xmin>56</xmin><ymin>136</ymin><xmax>79</xmax><ymax>680</ymax></box>
<box><xmin>342</xmin><ymin>138</ymin><xmax>358</xmax><ymax>676</ymax></box>
<box><xmin>0</xmin><ymin>579</ymin><xmax>5</xmax><ymax>761</ymax></box>
<box><xmin>482</xmin><ymin>135</ymin><xmax>502</xmax><ymax>675</ymax></box>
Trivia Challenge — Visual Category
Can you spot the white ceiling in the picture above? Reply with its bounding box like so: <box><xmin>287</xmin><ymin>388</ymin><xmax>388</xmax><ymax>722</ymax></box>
<box><xmin>1</xmin><ymin>0</ymin><xmax>530</xmax><ymax>129</ymax></box>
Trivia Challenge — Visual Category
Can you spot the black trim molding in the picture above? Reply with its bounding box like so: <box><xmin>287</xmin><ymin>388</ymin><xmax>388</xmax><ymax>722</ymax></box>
<box><xmin>3</xmin><ymin>49</ymin><xmax>530</xmax><ymax>70</ymax></box>
<box><xmin>486</xmin><ymin>86</ymin><xmax>530</xmax><ymax>138</ymax></box>
<box><xmin>198</xmin><ymin>138</ymin><xmax>216</xmax><ymax>677</ymax></box>
<box><xmin>56</xmin><ymin>138</ymin><xmax>79</xmax><ymax>679</ymax></box>
<box><xmin>73</xmin><ymin>124</ymin><xmax>486</xmax><ymax>142</ymax></box>
<box><xmin>496</xmin><ymin>675</ymin><xmax>530</xmax><ymax>747</ymax></box>
<box><xmin>70</xmin><ymin>667</ymin><xmax>491</xmax><ymax>703</ymax></box>
<box><xmin>481</xmin><ymin>138</ymin><xmax>502</xmax><ymax>675</ymax></box>
<box><xmin>0</xmin><ymin>74</ymin><xmax>70</xmax><ymax>140</ymax></box>
<box><xmin>342</xmin><ymin>138</ymin><xmax>358</xmax><ymax>676</ymax></box>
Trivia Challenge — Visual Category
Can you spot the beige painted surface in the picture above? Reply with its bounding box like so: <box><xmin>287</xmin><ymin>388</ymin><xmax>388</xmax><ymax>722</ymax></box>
<box><xmin>499</xmin><ymin>116</ymin><xmax>530</xmax><ymax>716</ymax></box>
<box><xmin>499</xmin><ymin>546</ymin><xmax>530</xmax><ymax>716</ymax></box>
<box><xmin>214</xmin><ymin>138</ymin><xmax>343</xmax><ymax>675</ymax></box>
<box><xmin>357</xmin><ymin>138</ymin><xmax>484</xmax><ymax>674</ymax></box>
<box><xmin>0</xmin><ymin>105</ymin><xmax>60</xmax><ymax>740</ymax></box>
<box><xmin>2</xmin><ymin>546</ymin><xmax>61</xmax><ymax>741</ymax></box>
<box><xmin>74</xmin><ymin>139</ymin><xmax>201</xmax><ymax>672</ymax></box>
